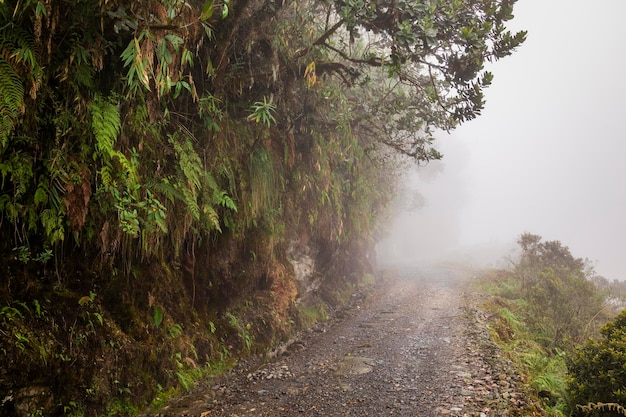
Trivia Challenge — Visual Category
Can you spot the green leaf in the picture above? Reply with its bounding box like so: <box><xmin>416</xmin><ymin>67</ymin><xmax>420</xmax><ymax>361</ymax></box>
<box><xmin>34</xmin><ymin>183</ymin><xmax>48</xmax><ymax>205</ymax></box>
<box><xmin>201</xmin><ymin>0</ymin><xmax>214</xmax><ymax>21</ymax></box>
<box><xmin>165</xmin><ymin>34</ymin><xmax>183</xmax><ymax>51</ymax></box>
<box><xmin>35</xmin><ymin>1</ymin><xmax>47</xmax><ymax>18</ymax></box>
<box><xmin>93</xmin><ymin>312</ymin><xmax>103</xmax><ymax>326</ymax></box>
<box><xmin>153</xmin><ymin>306</ymin><xmax>164</xmax><ymax>327</ymax></box>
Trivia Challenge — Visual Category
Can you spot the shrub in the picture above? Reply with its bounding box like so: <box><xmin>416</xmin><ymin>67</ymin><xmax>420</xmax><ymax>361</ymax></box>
<box><xmin>513</xmin><ymin>233</ymin><xmax>606</xmax><ymax>350</ymax></box>
<box><xmin>568</xmin><ymin>309</ymin><xmax>626</xmax><ymax>416</ymax></box>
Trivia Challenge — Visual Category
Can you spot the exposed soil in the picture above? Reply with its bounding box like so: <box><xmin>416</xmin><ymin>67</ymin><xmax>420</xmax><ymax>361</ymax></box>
<box><xmin>141</xmin><ymin>264</ymin><xmax>546</xmax><ymax>417</ymax></box>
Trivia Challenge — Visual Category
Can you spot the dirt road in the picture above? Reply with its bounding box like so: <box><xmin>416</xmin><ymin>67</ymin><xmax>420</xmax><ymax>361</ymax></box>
<box><xmin>143</xmin><ymin>264</ymin><xmax>536</xmax><ymax>417</ymax></box>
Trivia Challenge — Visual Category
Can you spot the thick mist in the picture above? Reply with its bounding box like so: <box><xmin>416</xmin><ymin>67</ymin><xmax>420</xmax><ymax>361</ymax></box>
<box><xmin>377</xmin><ymin>141</ymin><xmax>515</xmax><ymax>271</ymax></box>
<box><xmin>378</xmin><ymin>0</ymin><xmax>626</xmax><ymax>280</ymax></box>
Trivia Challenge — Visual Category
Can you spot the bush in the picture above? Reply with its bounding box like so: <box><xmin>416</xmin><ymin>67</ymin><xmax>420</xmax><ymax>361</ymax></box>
<box><xmin>568</xmin><ymin>310</ymin><xmax>626</xmax><ymax>416</ymax></box>
<box><xmin>514</xmin><ymin>233</ymin><xmax>606</xmax><ymax>350</ymax></box>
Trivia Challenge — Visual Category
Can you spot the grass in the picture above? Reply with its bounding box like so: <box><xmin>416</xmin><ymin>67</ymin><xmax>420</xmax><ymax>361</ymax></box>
<box><xmin>361</xmin><ymin>273</ymin><xmax>377</xmax><ymax>286</ymax></box>
<box><xmin>478</xmin><ymin>271</ymin><xmax>570</xmax><ymax>415</ymax></box>
<box><xmin>298</xmin><ymin>304</ymin><xmax>329</xmax><ymax>328</ymax></box>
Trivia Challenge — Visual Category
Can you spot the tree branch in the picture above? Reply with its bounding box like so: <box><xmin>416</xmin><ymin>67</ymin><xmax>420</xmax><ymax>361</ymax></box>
<box><xmin>294</xmin><ymin>19</ymin><xmax>345</xmax><ymax>59</ymax></box>
<box><xmin>321</xmin><ymin>42</ymin><xmax>384</xmax><ymax>67</ymax></box>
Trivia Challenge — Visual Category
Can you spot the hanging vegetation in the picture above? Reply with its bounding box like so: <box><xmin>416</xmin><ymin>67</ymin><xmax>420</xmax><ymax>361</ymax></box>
<box><xmin>0</xmin><ymin>0</ymin><xmax>525</xmax><ymax>415</ymax></box>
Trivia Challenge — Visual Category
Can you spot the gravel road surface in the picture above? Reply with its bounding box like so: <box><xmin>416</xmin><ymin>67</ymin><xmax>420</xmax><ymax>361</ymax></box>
<box><xmin>142</xmin><ymin>264</ymin><xmax>542</xmax><ymax>417</ymax></box>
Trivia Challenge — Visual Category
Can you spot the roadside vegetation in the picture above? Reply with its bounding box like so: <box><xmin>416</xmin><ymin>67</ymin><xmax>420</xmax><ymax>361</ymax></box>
<box><xmin>478</xmin><ymin>233</ymin><xmax>626</xmax><ymax>416</ymax></box>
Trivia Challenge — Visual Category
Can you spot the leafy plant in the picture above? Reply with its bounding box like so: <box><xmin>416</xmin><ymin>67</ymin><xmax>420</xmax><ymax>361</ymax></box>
<box><xmin>153</xmin><ymin>306</ymin><xmax>164</xmax><ymax>328</ymax></box>
<box><xmin>246</xmin><ymin>97</ymin><xmax>277</xmax><ymax>127</ymax></box>
<box><xmin>167</xmin><ymin>323</ymin><xmax>183</xmax><ymax>339</ymax></box>
<box><xmin>225</xmin><ymin>312</ymin><xmax>254</xmax><ymax>353</ymax></box>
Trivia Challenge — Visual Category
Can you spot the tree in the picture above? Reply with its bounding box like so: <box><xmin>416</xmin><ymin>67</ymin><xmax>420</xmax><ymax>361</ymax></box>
<box><xmin>513</xmin><ymin>234</ymin><xmax>606</xmax><ymax>350</ymax></box>
<box><xmin>295</xmin><ymin>0</ymin><xmax>527</xmax><ymax>160</ymax></box>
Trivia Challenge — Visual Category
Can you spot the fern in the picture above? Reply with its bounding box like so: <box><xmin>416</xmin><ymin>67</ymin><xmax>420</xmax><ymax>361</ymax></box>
<box><xmin>0</xmin><ymin>21</ymin><xmax>38</xmax><ymax>68</ymax></box>
<box><xmin>90</xmin><ymin>96</ymin><xmax>139</xmax><ymax>188</ymax></box>
<box><xmin>215</xmin><ymin>190</ymin><xmax>237</xmax><ymax>212</ymax></box>
<box><xmin>33</xmin><ymin>181</ymin><xmax>48</xmax><ymax>206</ymax></box>
<box><xmin>100</xmin><ymin>165</ymin><xmax>113</xmax><ymax>188</ymax></box>
<box><xmin>169</xmin><ymin>133</ymin><xmax>203</xmax><ymax>189</ymax></box>
<box><xmin>90</xmin><ymin>96</ymin><xmax>121</xmax><ymax>158</ymax></box>
<box><xmin>203</xmin><ymin>204</ymin><xmax>221</xmax><ymax>232</ymax></box>
<box><xmin>0</xmin><ymin>57</ymin><xmax>24</xmax><ymax>149</ymax></box>
<box><xmin>41</xmin><ymin>208</ymin><xmax>64</xmax><ymax>244</ymax></box>
<box><xmin>152</xmin><ymin>306</ymin><xmax>164</xmax><ymax>327</ymax></box>
<box><xmin>181</xmin><ymin>186</ymin><xmax>200</xmax><ymax>221</ymax></box>
<box><xmin>0</xmin><ymin>193</ymin><xmax>9</xmax><ymax>211</ymax></box>
<box><xmin>0</xmin><ymin>19</ymin><xmax>40</xmax><ymax>149</ymax></box>
<box><xmin>151</xmin><ymin>178</ymin><xmax>184</xmax><ymax>204</ymax></box>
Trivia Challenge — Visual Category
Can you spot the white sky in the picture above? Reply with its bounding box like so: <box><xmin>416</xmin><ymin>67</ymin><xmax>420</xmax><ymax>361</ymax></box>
<box><xmin>383</xmin><ymin>0</ymin><xmax>626</xmax><ymax>279</ymax></box>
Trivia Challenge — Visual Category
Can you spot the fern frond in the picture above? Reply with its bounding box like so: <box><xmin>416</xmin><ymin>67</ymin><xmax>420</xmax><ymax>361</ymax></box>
<box><xmin>0</xmin><ymin>115</ymin><xmax>13</xmax><ymax>149</ymax></box>
<box><xmin>151</xmin><ymin>179</ymin><xmax>184</xmax><ymax>204</ymax></box>
<box><xmin>100</xmin><ymin>166</ymin><xmax>113</xmax><ymax>188</ymax></box>
<box><xmin>0</xmin><ymin>23</ymin><xmax>38</xmax><ymax>70</ymax></box>
<box><xmin>0</xmin><ymin>56</ymin><xmax>24</xmax><ymax>148</ymax></box>
<box><xmin>169</xmin><ymin>133</ymin><xmax>203</xmax><ymax>190</ymax></box>
<box><xmin>0</xmin><ymin>57</ymin><xmax>24</xmax><ymax>112</ymax></box>
<box><xmin>112</xmin><ymin>149</ymin><xmax>139</xmax><ymax>186</ymax></box>
<box><xmin>181</xmin><ymin>186</ymin><xmax>200</xmax><ymax>221</ymax></box>
<box><xmin>90</xmin><ymin>96</ymin><xmax>121</xmax><ymax>158</ymax></box>
<box><xmin>202</xmin><ymin>204</ymin><xmax>221</xmax><ymax>232</ymax></box>
<box><xmin>215</xmin><ymin>190</ymin><xmax>237</xmax><ymax>212</ymax></box>
<box><xmin>34</xmin><ymin>182</ymin><xmax>48</xmax><ymax>206</ymax></box>
<box><xmin>90</xmin><ymin>96</ymin><xmax>141</xmax><ymax>188</ymax></box>
<box><xmin>0</xmin><ymin>193</ymin><xmax>10</xmax><ymax>210</ymax></box>
<box><xmin>41</xmin><ymin>208</ymin><xmax>65</xmax><ymax>244</ymax></box>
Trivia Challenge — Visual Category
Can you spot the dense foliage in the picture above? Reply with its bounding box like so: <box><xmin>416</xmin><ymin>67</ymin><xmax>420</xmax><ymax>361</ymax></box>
<box><xmin>514</xmin><ymin>233</ymin><xmax>606</xmax><ymax>351</ymax></box>
<box><xmin>0</xmin><ymin>0</ymin><xmax>525</xmax><ymax>415</ymax></box>
<box><xmin>568</xmin><ymin>311</ymin><xmax>626</xmax><ymax>417</ymax></box>
<box><xmin>0</xmin><ymin>0</ymin><xmax>526</xmax><ymax>259</ymax></box>
<box><xmin>480</xmin><ymin>233</ymin><xmax>613</xmax><ymax>416</ymax></box>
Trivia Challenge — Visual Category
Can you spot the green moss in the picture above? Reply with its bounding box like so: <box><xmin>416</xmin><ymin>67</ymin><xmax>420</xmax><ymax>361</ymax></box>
<box><xmin>360</xmin><ymin>273</ymin><xmax>377</xmax><ymax>286</ymax></box>
<box><xmin>298</xmin><ymin>304</ymin><xmax>329</xmax><ymax>328</ymax></box>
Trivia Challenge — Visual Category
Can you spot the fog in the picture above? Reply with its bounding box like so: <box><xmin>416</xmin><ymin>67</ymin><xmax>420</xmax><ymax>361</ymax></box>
<box><xmin>378</xmin><ymin>0</ymin><xmax>626</xmax><ymax>280</ymax></box>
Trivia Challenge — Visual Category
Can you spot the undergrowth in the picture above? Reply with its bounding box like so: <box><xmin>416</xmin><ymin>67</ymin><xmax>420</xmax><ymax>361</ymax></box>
<box><xmin>475</xmin><ymin>234</ymin><xmax>617</xmax><ymax>416</ymax></box>
<box><xmin>478</xmin><ymin>270</ymin><xmax>569</xmax><ymax>416</ymax></box>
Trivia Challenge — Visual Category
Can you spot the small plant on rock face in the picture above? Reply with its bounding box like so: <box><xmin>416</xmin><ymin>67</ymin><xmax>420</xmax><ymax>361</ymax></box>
<box><xmin>246</xmin><ymin>96</ymin><xmax>276</xmax><ymax>128</ymax></box>
<box><xmin>225</xmin><ymin>312</ymin><xmax>254</xmax><ymax>353</ymax></box>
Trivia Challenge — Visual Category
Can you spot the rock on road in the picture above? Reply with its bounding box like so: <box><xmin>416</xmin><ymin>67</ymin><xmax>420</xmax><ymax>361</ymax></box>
<box><xmin>143</xmin><ymin>264</ymin><xmax>536</xmax><ymax>417</ymax></box>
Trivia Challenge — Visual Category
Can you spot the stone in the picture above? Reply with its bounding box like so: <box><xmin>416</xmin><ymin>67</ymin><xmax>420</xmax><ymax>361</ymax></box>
<box><xmin>13</xmin><ymin>386</ymin><xmax>54</xmax><ymax>417</ymax></box>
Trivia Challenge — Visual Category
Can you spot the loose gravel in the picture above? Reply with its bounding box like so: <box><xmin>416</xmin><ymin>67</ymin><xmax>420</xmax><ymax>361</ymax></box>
<box><xmin>141</xmin><ymin>264</ymin><xmax>547</xmax><ymax>417</ymax></box>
